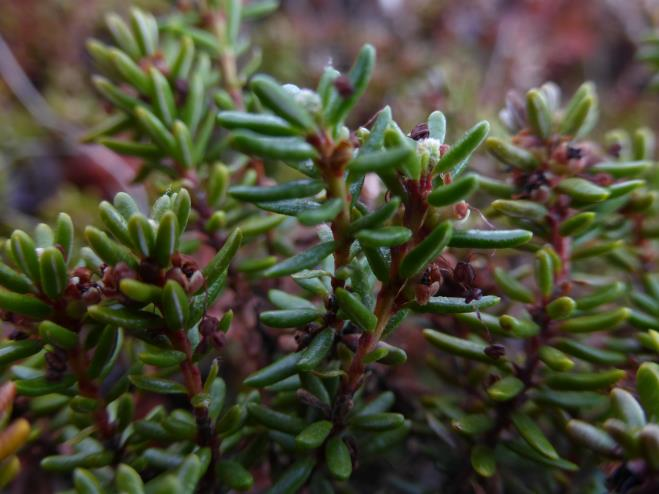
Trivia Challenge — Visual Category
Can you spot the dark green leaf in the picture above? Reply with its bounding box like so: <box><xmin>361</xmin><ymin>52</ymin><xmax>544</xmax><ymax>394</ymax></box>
<box><xmin>545</xmin><ymin>369</ymin><xmax>626</xmax><ymax>390</ymax></box>
<box><xmin>493</xmin><ymin>267</ymin><xmax>534</xmax><ymax>303</ymax></box>
<box><xmin>511</xmin><ymin>412</ymin><xmax>558</xmax><ymax>460</ymax></box>
<box><xmin>487</xmin><ymin>376</ymin><xmax>524</xmax><ymax>402</ymax></box>
<box><xmin>230</xmin><ymin>180</ymin><xmax>323</xmax><ymax>202</ymax></box>
<box><xmin>295</xmin><ymin>420</ymin><xmax>332</xmax><ymax>450</ymax></box>
<box><xmin>16</xmin><ymin>375</ymin><xmax>75</xmax><ymax>397</ymax></box>
<box><xmin>218</xmin><ymin>111</ymin><xmax>297</xmax><ymax>136</ymax></box>
<box><xmin>266</xmin><ymin>457</ymin><xmax>316</xmax><ymax>494</ymax></box>
<box><xmin>589</xmin><ymin>160</ymin><xmax>652</xmax><ymax>178</ymax></box>
<box><xmin>129</xmin><ymin>375</ymin><xmax>187</xmax><ymax>394</ymax></box>
<box><xmin>356</xmin><ymin>226</ymin><xmax>412</xmax><ymax>248</ymax></box>
<box><xmin>410</xmin><ymin>295</ymin><xmax>499</xmax><ymax>314</ymax></box>
<box><xmin>485</xmin><ymin>137</ymin><xmax>538</xmax><ymax>170</ymax></box>
<box><xmin>470</xmin><ymin>445</ymin><xmax>496</xmax><ymax>478</ymax></box>
<box><xmin>348</xmin><ymin>197</ymin><xmax>400</xmax><ymax>233</ymax></box>
<box><xmin>526</xmin><ymin>89</ymin><xmax>552</xmax><ymax>139</ymax></box>
<box><xmin>260</xmin><ymin>309</ymin><xmax>322</xmax><ymax>328</ymax></box>
<box><xmin>247</xmin><ymin>403</ymin><xmax>305</xmax><ymax>434</ymax></box>
<box><xmin>264</xmin><ymin>241</ymin><xmax>335</xmax><ymax>278</ymax></box>
<box><xmin>335</xmin><ymin>288</ymin><xmax>377</xmax><ymax>331</ymax></box>
<box><xmin>230</xmin><ymin>131</ymin><xmax>318</xmax><ymax>160</ymax></box>
<box><xmin>423</xmin><ymin>329</ymin><xmax>499</xmax><ymax>363</ymax></box>
<box><xmin>436</xmin><ymin>121</ymin><xmax>489</xmax><ymax>173</ymax></box>
<box><xmin>554</xmin><ymin>339</ymin><xmax>626</xmax><ymax>366</ymax></box>
<box><xmin>325</xmin><ymin>436</ymin><xmax>352</xmax><ymax>481</ymax></box>
<box><xmin>347</xmin><ymin>147</ymin><xmax>413</xmax><ymax>174</ymax></box>
<box><xmin>39</xmin><ymin>247</ymin><xmax>68</xmax><ymax>299</ymax></box>
<box><xmin>0</xmin><ymin>339</ymin><xmax>42</xmax><ymax>366</ymax></box>
<box><xmin>244</xmin><ymin>353</ymin><xmax>302</xmax><ymax>387</ymax></box>
<box><xmin>637</xmin><ymin>362</ymin><xmax>659</xmax><ymax>421</ymax></box>
<box><xmin>87</xmin><ymin>304</ymin><xmax>163</xmax><ymax>330</ymax></box>
<box><xmin>250</xmin><ymin>74</ymin><xmax>315</xmax><ymax>131</ymax></box>
<box><xmin>449</xmin><ymin>229</ymin><xmax>532</xmax><ymax>249</ymax></box>
<box><xmin>10</xmin><ymin>231</ymin><xmax>40</xmax><ymax>284</ymax></box>
<box><xmin>0</xmin><ymin>289</ymin><xmax>52</xmax><ymax>319</ymax></box>
<box><xmin>0</xmin><ymin>263</ymin><xmax>33</xmax><ymax>294</ymax></box>
<box><xmin>559</xmin><ymin>308</ymin><xmax>629</xmax><ymax>333</ymax></box>
<box><xmin>557</xmin><ymin>177</ymin><xmax>610</xmax><ymax>203</ymax></box>
<box><xmin>161</xmin><ymin>280</ymin><xmax>189</xmax><ymax>330</ymax></box>
<box><xmin>428</xmin><ymin>175</ymin><xmax>479</xmax><ymax>207</ymax></box>
<box><xmin>217</xmin><ymin>460</ymin><xmax>254</xmax><ymax>491</ymax></box>
<box><xmin>297</xmin><ymin>328</ymin><xmax>335</xmax><ymax>371</ymax></box>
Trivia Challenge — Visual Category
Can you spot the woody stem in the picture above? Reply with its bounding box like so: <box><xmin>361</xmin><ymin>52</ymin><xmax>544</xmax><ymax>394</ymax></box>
<box><xmin>68</xmin><ymin>346</ymin><xmax>114</xmax><ymax>440</ymax></box>
<box><xmin>170</xmin><ymin>329</ymin><xmax>220</xmax><ymax>486</ymax></box>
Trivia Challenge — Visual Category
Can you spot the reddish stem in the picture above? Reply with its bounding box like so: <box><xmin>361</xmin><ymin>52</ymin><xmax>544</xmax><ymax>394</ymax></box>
<box><xmin>171</xmin><ymin>329</ymin><xmax>221</xmax><ymax>488</ymax></box>
<box><xmin>338</xmin><ymin>174</ymin><xmax>431</xmax><ymax>419</ymax></box>
<box><xmin>170</xmin><ymin>330</ymin><xmax>203</xmax><ymax>398</ymax></box>
<box><xmin>68</xmin><ymin>347</ymin><xmax>114</xmax><ymax>439</ymax></box>
<box><xmin>549</xmin><ymin>210</ymin><xmax>571</xmax><ymax>291</ymax></box>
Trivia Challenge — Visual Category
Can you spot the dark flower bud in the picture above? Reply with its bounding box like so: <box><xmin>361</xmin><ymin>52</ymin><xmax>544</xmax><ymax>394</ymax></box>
<box><xmin>165</xmin><ymin>267</ymin><xmax>189</xmax><ymax>292</ymax></box>
<box><xmin>172</xmin><ymin>252</ymin><xmax>200</xmax><ymax>277</ymax></box>
<box><xmin>334</xmin><ymin>75</ymin><xmax>354</xmax><ymax>97</ymax></box>
<box><xmin>200</xmin><ymin>315</ymin><xmax>219</xmax><ymax>336</ymax></box>
<box><xmin>187</xmin><ymin>270</ymin><xmax>205</xmax><ymax>293</ymax></box>
<box><xmin>81</xmin><ymin>286</ymin><xmax>103</xmax><ymax>305</ymax></box>
<box><xmin>454</xmin><ymin>261</ymin><xmax>476</xmax><ymax>285</ymax></box>
<box><xmin>415</xmin><ymin>283</ymin><xmax>434</xmax><ymax>306</ymax></box>
<box><xmin>410</xmin><ymin>122</ymin><xmax>429</xmax><ymax>141</ymax></box>
<box><xmin>137</xmin><ymin>259</ymin><xmax>163</xmax><ymax>285</ymax></box>
<box><xmin>210</xmin><ymin>331</ymin><xmax>226</xmax><ymax>350</ymax></box>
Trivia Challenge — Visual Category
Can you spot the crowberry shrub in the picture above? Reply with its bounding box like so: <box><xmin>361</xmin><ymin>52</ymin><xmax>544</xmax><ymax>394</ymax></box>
<box><xmin>0</xmin><ymin>2</ymin><xmax>658</xmax><ymax>493</ymax></box>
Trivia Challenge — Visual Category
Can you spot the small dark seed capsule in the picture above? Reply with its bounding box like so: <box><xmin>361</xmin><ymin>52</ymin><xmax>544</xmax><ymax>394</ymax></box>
<box><xmin>9</xmin><ymin>330</ymin><xmax>28</xmax><ymax>340</ymax></box>
<box><xmin>166</xmin><ymin>267</ymin><xmax>189</xmax><ymax>292</ymax></box>
<box><xmin>410</xmin><ymin>122</ymin><xmax>429</xmax><ymax>140</ymax></box>
<box><xmin>566</xmin><ymin>145</ymin><xmax>582</xmax><ymax>160</ymax></box>
<box><xmin>607</xmin><ymin>143</ymin><xmax>622</xmax><ymax>158</ymax></box>
<box><xmin>211</xmin><ymin>332</ymin><xmax>226</xmax><ymax>350</ymax></box>
<box><xmin>114</xmin><ymin>262</ymin><xmax>137</xmax><ymax>281</ymax></box>
<box><xmin>454</xmin><ymin>261</ymin><xmax>476</xmax><ymax>285</ymax></box>
<box><xmin>484</xmin><ymin>344</ymin><xmax>506</xmax><ymax>359</ymax></box>
<box><xmin>334</xmin><ymin>75</ymin><xmax>354</xmax><ymax>97</ymax></box>
<box><xmin>199</xmin><ymin>316</ymin><xmax>219</xmax><ymax>336</ymax></box>
<box><xmin>342</xmin><ymin>323</ymin><xmax>360</xmax><ymax>335</ymax></box>
<box><xmin>294</xmin><ymin>331</ymin><xmax>314</xmax><ymax>349</ymax></box>
<box><xmin>81</xmin><ymin>286</ymin><xmax>103</xmax><ymax>305</ymax></box>
<box><xmin>420</xmin><ymin>270</ymin><xmax>431</xmax><ymax>286</ymax></box>
<box><xmin>188</xmin><ymin>271</ymin><xmax>205</xmax><ymax>293</ymax></box>
<box><xmin>138</xmin><ymin>259</ymin><xmax>163</xmax><ymax>285</ymax></box>
<box><xmin>429</xmin><ymin>263</ymin><xmax>443</xmax><ymax>283</ymax></box>
<box><xmin>415</xmin><ymin>284</ymin><xmax>432</xmax><ymax>306</ymax></box>
<box><xmin>73</xmin><ymin>267</ymin><xmax>93</xmax><ymax>284</ymax></box>
<box><xmin>454</xmin><ymin>201</ymin><xmax>469</xmax><ymax>220</ymax></box>
<box><xmin>45</xmin><ymin>351</ymin><xmax>68</xmax><ymax>373</ymax></box>
<box><xmin>464</xmin><ymin>288</ymin><xmax>482</xmax><ymax>304</ymax></box>
<box><xmin>172</xmin><ymin>253</ymin><xmax>199</xmax><ymax>277</ymax></box>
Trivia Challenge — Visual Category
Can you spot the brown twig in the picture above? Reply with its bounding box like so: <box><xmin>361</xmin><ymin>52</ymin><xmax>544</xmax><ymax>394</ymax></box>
<box><xmin>0</xmin><ymin>34</ymin><xmax>148</xmax><ymax>207</ymax></box>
